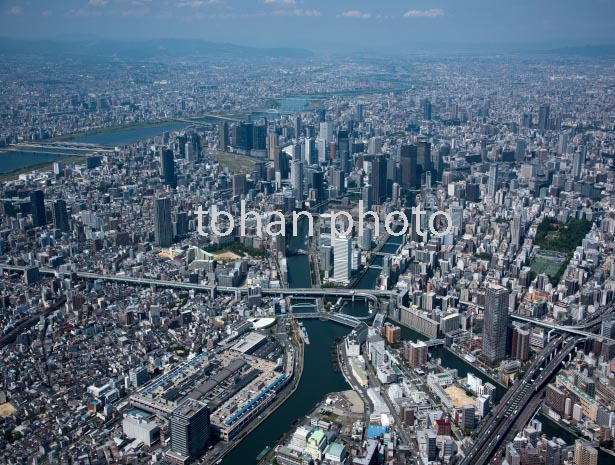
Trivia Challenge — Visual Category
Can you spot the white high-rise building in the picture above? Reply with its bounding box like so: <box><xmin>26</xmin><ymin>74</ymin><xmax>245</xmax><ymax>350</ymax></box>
<box><xmin>448</xmin><ymin>205</ymin><xmax>463</xmax><ymax>235</ymax></box>
<box><xmin>317</xmin><ymin>137</ymin><xmax>327</xmax><ymax>163</ymax></box>
<box><xmin>488</xmin><ymin>164</ymin><xmax>498</xmax><ymax>199</ymax></box>
<box><xmin>319</xmin><ymin>122</ymin><xmax>333</xmax><ymax>144</ymax></box>
<box><xmin>333</xmin><ymin>235</ymin><xmax>352</xmax><ymax>283</ymax></box>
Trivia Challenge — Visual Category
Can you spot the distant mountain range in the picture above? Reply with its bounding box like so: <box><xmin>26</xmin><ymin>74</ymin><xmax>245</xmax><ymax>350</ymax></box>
<box><xmin>0</xmin><ymin>37</ymin><xmax>314</xmax><ymax>59</ymax></box>
<box><xmin>537</xmin><ymin>44</ymin><xmax>615</xmax><ymax>56</ymax></box>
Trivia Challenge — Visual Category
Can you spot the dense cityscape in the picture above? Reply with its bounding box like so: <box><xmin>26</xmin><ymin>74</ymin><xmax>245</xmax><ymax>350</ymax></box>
<box><xmin>1</xmin><ymin>3</ymin><xmax>615</xmax><ymax>465</ymax></box>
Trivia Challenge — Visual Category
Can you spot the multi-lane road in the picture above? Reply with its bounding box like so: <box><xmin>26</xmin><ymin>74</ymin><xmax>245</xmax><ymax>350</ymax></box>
<box><xmin>461</xmin><ymin>336</ymin><xmax>581</xmax><ymax>465</ymax></box>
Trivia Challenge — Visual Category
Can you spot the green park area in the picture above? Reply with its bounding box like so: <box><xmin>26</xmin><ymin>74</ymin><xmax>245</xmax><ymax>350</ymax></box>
<box><xmin>530</xmin><ymin>217</ymin><xmax>592</xmax><ymax>285</ymax></box>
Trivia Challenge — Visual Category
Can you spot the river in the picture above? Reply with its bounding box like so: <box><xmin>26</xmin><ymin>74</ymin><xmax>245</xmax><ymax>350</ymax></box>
<box><xmin>221</xmin><ymin>227</ymin><xmax>523</xmax><ymax>462</ymax></box>
<box><xmin>0</xmin><ymin>123</ymin><xmax>190</xmax><ymax>174</ymax></box>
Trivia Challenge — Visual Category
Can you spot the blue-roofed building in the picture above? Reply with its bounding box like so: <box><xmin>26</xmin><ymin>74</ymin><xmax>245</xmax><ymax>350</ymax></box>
<box><xmin>367</xmin><ymin>425</ymin><xmax>388</xmax><ymax>439</ymax></box>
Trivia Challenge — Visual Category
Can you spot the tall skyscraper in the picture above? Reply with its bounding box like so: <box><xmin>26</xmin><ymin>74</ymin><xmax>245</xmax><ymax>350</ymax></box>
<box><xmin>482</xmin><ymin>284</ymin><xmax>510</xmax><ymax>364</ymax></box>
<box><xmin>417</xmin><ymin>141</ymin><xmax>432</xmax><ymax>185</ymax></box>
<box><xmin>362</xmin><ymin>185</ymin><xmax>373</xmax><ymax>210</ymax></box>
<box><xmin>333</xmin><ymin>235</ymin><xmax>352</xmax><ymax>283</ymax></box>
<box><xmin>154</xmin><ymin>197</ymin><xmax>173</xmax><ymax>248</ymax></box>
<box><xmin>160</xmin><ymin>148</ymin><xmax>177</xmax><ymax>189</ymax></box>
<box><xmin>337</xmin><ymin>130</ymin><xmax>350</xmax><ymax>174</ymax></box>
<box><xmin>355</xmin><ymin>103</ymin><xmax>364</xmax><ymax>122</ymax></box>
<box><xmin>52</xmin><ymin>199</ymin><xmax>69</xmax><ymax>232</ymax></box>
<box><xmin>515</xmin><ymin>139</ymin><xmax>526</xmax><ymax>162</ymax></box>
<box><xmin>330</xmin><ymin>168</ymin><xmax>344</xmax><ymax>197</ymax></box>
<box><xmin>448</xmin><ymin>205</ymin><xmax>463</xmax><ymax>235</ymax></box>
<box><xmin>232</xmin><ymin>174</ymin><xmax>247</xmax><ymax>196</ymax></box>
<box><xmin>291</xmin><ymin>160</ymin><xmax>304</xmax><ymax>199</ymax></box>
<box><xmin>274</xmin><ymin>150</ymin><xmax>289</xmax><ymax>179</ymax></box>
<box><xmin>423</xmin><ymin>101</ymin><xmax>432</xmax><ymax>121</ymax></box>
<box><xmin>316</xmin><ymin>108</ymin><xmax>326</xmax><ymax>123</ymax></box>
<box><xmin>370</xmin><ymin>155</ymin><xmax>387</xmax><ymax>204</ymax></box>
<box><xmin>399</xmin><ymin>144</ymin><xmax>418</xmax><ymax>190</ymax></box>
<box><xmin>488</xmin><ymin>164</ymin><xmax>498</xmax><ymax>199</ymax></box>
<box><xmin>219</xmin><ymin>121</ymin><xmax>229</xmax><ymax>151</ymax></box>
<box><xmin>167</xmin><ymin>399</ymin><xmax>210</xmax><ymax>464</ymax></box>
<box><xmin>319</xmin><ymin>122</ymin><xmax>333</xmax><ymax>144</ymax></box>
<box><xmin>538</xmin><ymin>104</ymin><xmax>550</xmax><ymax>131</ymax></box>
<box><xmin>294</xmin><ymin>115</ymin><xmax>302</xmax><ymax>139</ymax></box>
<box><xmin>30</xmin><ymin>190</ymin><xmax>47</xmax><ymax>227</ymax></box>
<box><xmin>572</xmin><ymin>150</ymin><xmax>585</xmax><ymax>179</ymax></box>
<box><xmin>511</xmin><ymin>214</ymin><xmax>522</xmax><ymax>248</ymax></box>
<box><xmin>435</xmin><ymin>145</ymin><xmax>449</xmax><ymax>182</ymax></box>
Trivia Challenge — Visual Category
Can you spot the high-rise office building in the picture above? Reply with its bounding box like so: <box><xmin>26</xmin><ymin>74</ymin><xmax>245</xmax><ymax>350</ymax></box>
<box><xmin>337</xmin><ymin>130</ymin><xmax>350</xmax><ymax>174</ymax></box>
<box><xmin>574</xmin><ymin>440</ymin><xmax>598</xmax><ymax>465</ymax></box>
<box><xmin>167</xmin><ymin>399</ymin><xmax>210</xmax><ymax>464</ymax></box>
<box><xmin>355</xmin><ymin>103</ymin><xmax>364</xmax><ymax>122</ymax></box>
<box><xmin>231</xmin><ymin>122</ymin><xmax>253</xmax><ymax>152</ymax></box>
<box><xmin>488</xmin><ymin>164</ymin><xmax>498</xmax><ymax>199</ymax></box>
<box><xmin>291</xmin><ymin>160</ymin><xmax>304</xmax><ymax>199</ymax></box>
<box><xmin>294</xmin><ymin>116</ymin><xmax>302</xmax><ymax>139</ymax></box>
<box><xmin>448</xmin><ymin>205</ymin><xmax>463</xmax><ymax>236</ymax></box>
<box><xmin>309</xmin><ymin>169</ymin><xmax>324</xmax><ymax>203</ymax></box>
<box><xmin>52</xmin><ymin>199</ymin><xmax>70</xmax><ymax>232</ymax></box>
<box><xmin>232</xmin><ymin>174</ymin><xmax>247</xmax><ymax>196</ymax></box>
<box><xmin>368</xmin><ymin>137</ymin><xmax>382</xmax><ymax>155</ymax></box>
<box><xmin>362</xmin><ymin>184</ymin><xmax>373</xmax><ymax>210</ymax></box>
<box><xmin>423</xmin><ymin>101</ymin><xmax>432</xmax><ymax>121</ymax></box>
<box><xmin>316</xmin><ymin>108</ymin><xmax>326</xmax><ymax>123</ymax></box>
<box><xmin>399</xmin><ymin>144</ymin><xmax>418</xmax><ymax>190</ymax></box>
<box><xmin>601</xmin><ymin>320</ymin><xmax>615</xmax><ymax>339</ymax></box>
<box><xmin>268</xmin><ymin>132</ymin><xmax>278</xmax><ymax>161</ymax></box>
<box><xmin>370</xmin><ymin>155</ymin><xmax>387</xmax><ymax>204</ymax></box>
<box><xmin>417</xmin><ymin>141</ymin><xmax>432</xmax><ymax>185</ymax></box>
<box><xmin>160</xmin><ymin>148</ymin><xmax>177</xmax><ymax>189</ymax></box>
<box><xmin>572</xmin><ymin>150</ymin><xmax>585</xmax><ymax>179</ymax></box>
<box><xmin>333</xmin><ymin>235</ymin><xmax>351</xmax><ymax>283</ymax></box>
<box><xmin>219</xmin><ymin>121</ymin><xmax>229</xmax><ymax>151</ymax></box>
<box><xmin>319</xmin><ymin>122</ymin><xmax>333</xmax><ymax>144</ymax></box>
<box><xmin>515</xmin><ymin>139</ymin><xmax>526</xmax><ymax>162</ymax></box>
<box><xmin>274</xmin><ymin>150</ymin><xmax>289</xmax><ymax>179</ymax></box>
<box><xmin>538</xmin><ymin>104</ymin><xmax>550</xmax><ymax>131</ymax></box>
<box><xmin>482</xmin><ymin>284</ymin><xmax>510</xmax><ymax>364</ymax></box>
<box><xmin>514</xmin><ymin>328</ymin><xmax>530</xmax><ymax>361</ymax></box>
<box><xmin>511</xmin><ymin>214</ymin><xmax>522</xmax><ymax>248</ymax></box>
<box><xmin>435</xmin><ymin>145</ymin><xmax>449</xmax><ymax>182</ymax></box>
<box><xmin>154</xmin><ymin>197</ymin><xmax>173</xmax><ymax>248</ymax></box>
<box><xmin>30</xmin><ymin>190</ymin><xmax>47</xmax><ymax>227</ymax></box>
<box><xmin>461</xmin><ymin>404</ymin><xmax>475</xmax><ymax>431</ymax></box>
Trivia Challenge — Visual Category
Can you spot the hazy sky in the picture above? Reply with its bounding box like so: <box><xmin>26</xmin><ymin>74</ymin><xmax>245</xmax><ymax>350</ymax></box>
<box><xmin>1</xmin><ymin>0</ymin><xmax>614</xmax><ymax>51</ymax></box>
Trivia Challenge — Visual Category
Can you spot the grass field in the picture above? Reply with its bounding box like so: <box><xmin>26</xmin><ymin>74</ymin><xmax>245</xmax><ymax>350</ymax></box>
<box><xmin>211</xmin><ymin>151</ymin><xmax>258</xmax><ymax>173</ymax></box>
<box><xmin>530</xmin><ymin>251</ymin><xmax>568</xmax><ymax>277</ymax></box>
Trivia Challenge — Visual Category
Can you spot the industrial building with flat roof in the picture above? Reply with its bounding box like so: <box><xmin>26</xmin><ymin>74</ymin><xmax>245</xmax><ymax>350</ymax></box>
<box><xmin>130</xmin><ymin>349</ymin><xmax>292</xmax><ymax>443</ymax></box>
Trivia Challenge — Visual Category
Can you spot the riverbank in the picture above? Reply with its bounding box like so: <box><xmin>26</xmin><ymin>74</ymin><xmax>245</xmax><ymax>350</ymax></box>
<box><xmin>388</xmin><ymin>315</ymin><xmax>508</xmax><ymax>392</ymax></box>
<box><xmin>51</xmin><ymin>119</ymin><xmax>182</xmax><ymax>142</ymax></box>
<box><xmin>0</xmin><ymin>156</ymin><xmax>84</xmax><ymax>182</ymax></box>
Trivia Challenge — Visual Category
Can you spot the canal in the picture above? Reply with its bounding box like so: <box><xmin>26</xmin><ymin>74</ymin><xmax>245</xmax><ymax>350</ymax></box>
<box><xmin>223</xmin><ymin>227</ymin><xmax>521</xmax><ymax>462</ymax></box>
<box><xmin>220</xmin><ymin>217</ymin><xmax>351</xmax><ymax>464</ymax></box>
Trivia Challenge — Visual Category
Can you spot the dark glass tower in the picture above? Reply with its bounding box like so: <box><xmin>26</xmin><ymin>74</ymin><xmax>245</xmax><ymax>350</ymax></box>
<box><xmin>30</xmin><ymin>190</ymin><xmax>47</xmax><ymax>227</ymax></box>
<box><xmin>160</xmin><ymin>148</ymin><xmax>177</xmax><ymax>189</ymax></box>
